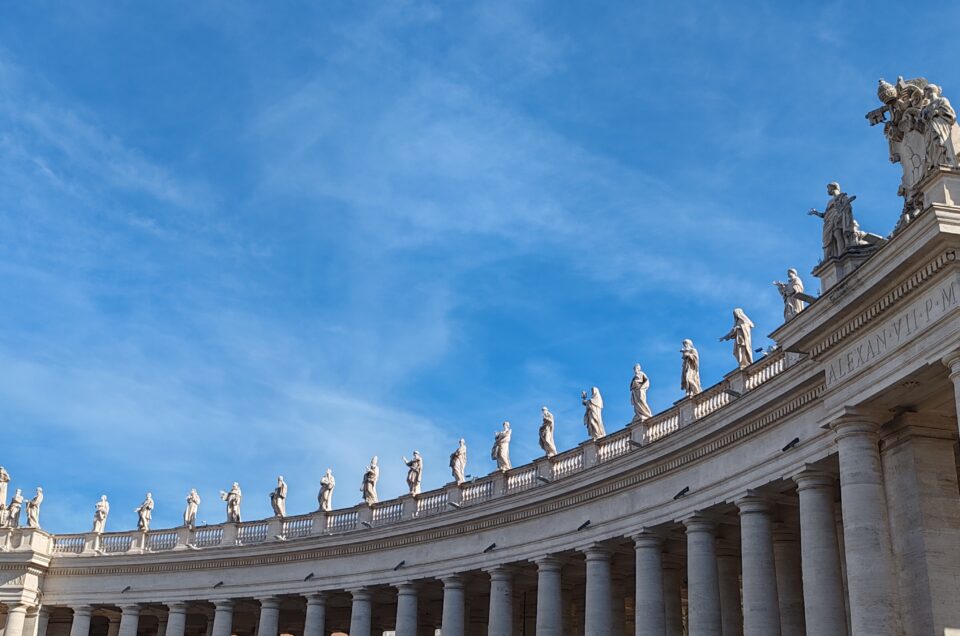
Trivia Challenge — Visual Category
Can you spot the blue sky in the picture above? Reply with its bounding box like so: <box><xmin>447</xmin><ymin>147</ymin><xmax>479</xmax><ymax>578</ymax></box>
<box><xmin>1</xmin><ymin>1</ymin><xmax>957</xmax><ymax>533</ymax></box>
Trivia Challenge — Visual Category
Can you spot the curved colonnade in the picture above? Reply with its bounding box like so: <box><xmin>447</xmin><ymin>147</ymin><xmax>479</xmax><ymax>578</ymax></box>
<box><xmin>2</xmin><ymin>190</ymin><xmax>960</xmax><ymax>636</ymax></box>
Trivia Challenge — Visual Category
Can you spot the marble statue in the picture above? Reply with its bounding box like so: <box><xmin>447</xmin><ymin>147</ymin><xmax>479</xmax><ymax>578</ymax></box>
<box><xmin>808</xmin><ymin>182</ymin><xmax>867</xmax><ymax>261</ymax></box>
<box><xmin>539</xmin><ymin>407</ymin><xmax>557</xmax><ymax>457</ymax></box>
<box><xmin>92</xmin><ymin>495</ymin><xmax>109</xmax><ymax>533</ymax></box>
<box><xmin>720</xmin><ymin>308</ymin><xmax>755</xmax><ymax>369</ymax></box>
<box><xmin>581</xmin><ymin>387</ymin><xmax>606</xmax><ymax>440</ymax></box>
<box><xmin>270</xmin><ymin>476</ymin><xmax>288</xmax><ymax>518</ymax></box>
<box><xmin>220</xmin><ymin>483</ymin><xmax>242</xmax><ymax>523</ymax></box>
<box><xmin>8</xmin><ymin>489</ymin><xmax>23</xmax><ymax>529</ymax></box>
<box><xmin>25</xmin><ymin>487</ymin><xmax>42</xmax><ymax>529</ymax></box>
<box><xmin>135</xmin><ymin>492</ymin><xmax>154</xmax><ymax>532</ymax></box>
<box><xmin>867</xmin><ymin>77</ymin><xmax>960</xmax><ymax>222</ymax></box>
<box><xmin>0</xmin><ymin>466</ymin><xmax>9</xmax><ymax>508</ymax></box>
<box><xmin>184</xmin><ymin>489</ymin><xmax>200</xmax><ymax>529</ymax></box>
<box><xmin>318</xmin><ymin>468</ymin><xmax>335</xmax><ymax>512</ymax></box>
<box><xmin>0</xmin><ymin>503</ymin><xmax>7</xmax><ymax>528</ymax></box>
<box><xmin>361</xmin><ymin>456</ymin><xmax>379</xmax><ymax>505</ymax></box>
<box><xmin>630</xmin><ymin>364</ymin><xmax>653</xmax><ymax>422</ymax></box>
<box><xmin>491</xmin><ymin>422</ymin><xmax>512</xmax><ymax>472</ymax></box>
<box><xmin>774</xmin><ymin>269</ymin><xmax>806</xmax><ymax>321</ymax></box>
<box><xmin>681</xmin><ymin>339</ymin><xmax>702</xmax><ymax>397</ymax></box>
<box><xmin>403</xmin><ymin>451</ymin><xmax>423</xmax><ymax>496</ymax></box>
<box><xmin>449</xmin><ymin>439</ymin><xmax>467</xmax><ymax>485</ymax></box>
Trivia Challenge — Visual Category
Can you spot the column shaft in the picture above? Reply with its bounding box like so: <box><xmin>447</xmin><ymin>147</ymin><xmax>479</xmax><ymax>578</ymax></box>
<box><xmin>395</xmin><ymin>583</ymin><xmax>419</xmax><ymax>636</ymax></box>
<box><xmin>69</xmin><ymin>608</ymin><xmax>92</xmax><ymax>636</ymax></box>
<box><xmin>349</xmin><ymin>589</ymin><xmax>373</xmax><ymax>636</ymax></box>
<box><xmin>303</xmin><ymin>594</ymin><xmax>326</xmax><ymax>636</ymax></box>
<box><xmin>165</xmin><ymin>604</ymin><xmax>188</xmax><ymax>636</ymax></box>
<box><xmin>662</xmin><ymin>562</ymin><xmax>684</xmax><ymax>636</ymax></box>
<box><xmin>4</xmin><ymin>605</ymin><xmax>28</xmax><ymax>636</ymax></box>
<box><xmin>634</xmin><ymin>533</ymin><xmax>665</xmax><ymax>636</ymax></box>
<box><xmin>535</xmin><ymin>557</ymin><xmax>563</xmax><ymax>636</ymax></box>
<box><xmin>256</xmin><ymin>598</ymin><xmax>281</xmax><ymax>636</ymax></box>
<box><xmin>684</xmin><ymin>516</ymin><xmax>722</xmax><ymax>636</ymax></box>
<box><xmin>117</xmin><ymin>607</ymin><xmax>140</xmax><ymax>636</ymax></box>
<box><xmin>772</xmin><ymin>526</ymin><xmax>806</xmax><ymax>636</ymax></box>
<box><xmin>441</xmin><ymin>576</ymin><xmax>465</xmax><ymax>636</ymax></box>
<box><xmin>583</xmin><ymin>546</ymin><xmax>612</xmax><ymax>634</ymax></box>
<box><xmin>487</xmin><ymin>567</ymin><xmax>513</xmax><ymax>636</ymax></box>
<box><xmin>210</xmin><ymin>601</ymin><xmax>234</xmax><ymax>636</ymax></box>
<box><xmin>737</xmin><ymin>497</ymin><xmax>781</xmax><ymax>636</ymax></box>
<box><xmin>35</xmin><ymin>608</ymin><xmax>50</xmax><ymax>636</ymax></box>
<box><xmin>716</xmin><ymin>550</ymin><xmax>742</xmax><ymax>636</ymax></box>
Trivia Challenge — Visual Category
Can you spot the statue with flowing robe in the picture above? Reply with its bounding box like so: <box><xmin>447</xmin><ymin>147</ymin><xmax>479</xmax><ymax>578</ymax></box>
<box><xmin>220</xmin><ymin>483</ymin><xmax>242</xmax><ymax>523</ymax></box>
<box><xmin>774</xmin><ymin>269</ymin><xmax>806</xmax><ymax>321</ymax></box>
<box><xmin>92</xmin><ymin>495</ymin><xmax>109</xmax><ymax>533</ymax></box>
<box><xmin>539</xmin><ymin>406</ymin><xmax>557</xmax><ymax>457</ymax></box>
<box><xmin>720</xmin><ymin>308</ymin><xmax>755</xmax><ymax>369</ymax></box>
<box><xmin>184</xmin><ymin>489</ymin><xmax>200</xmax><ymax>529</ymax></box>
<box><xmin>136</xmin><ymin>492</ymin><xmax>154</xmax><ymax>532</ymax></box>
<box><xmin>449</xmin><ymin>439</ymin><xmax>467</xmax><ymax>485</ymax></box>
<box><xmin>361</xmin><ymin>456</ymin><xmax>379</xmax><ymax>505</ymax></box>
<box><xmin>808</xmin><ymin>182</ymin><xmax>861</xmax><ymax>261</ymax></box>
<box><xmin>318</xmin><ymin>469</ymin><xmax>335</xmax><ymax>511</ymax></box>
<box><xmin>25</xmin><ymin>487</ymin><xmax>42</xmax><ymax>529</ymax></box>
<box><xmin>403</xmin><ymin>451</ymin><xmax>423</xmax><ymax>496</ymax></box>
<box><xmin>491</xmin><ymin>422</ymin><xmax>512</xmax><ymax>471</ymax></box>
<box><xmin>630</xmin><ymin>365</ymin><xmax>653</xmax><ymax>422</ymax></box>
<box><xmin>681</xmin><ymin>340</ymin><xmax>702</xmax><ymax>397</ymax></box>
<box><xmin>270</xmin><ymin>476</ymin><xmax>288</xmax><ymax>517</ymax></box>
<box><xmin>581</xmin><ymin>387</ymin><xmax>606</xmax><ymax>439</ymax></box>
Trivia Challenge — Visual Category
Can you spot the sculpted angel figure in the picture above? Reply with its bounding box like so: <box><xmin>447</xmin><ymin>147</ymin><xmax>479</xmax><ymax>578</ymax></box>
<box><xmin>92</xmin><ymin>495</ymin><xmax>109</xmax><ymax>533</ymax></box>
<box><xmin>220</xmin><ymin>482</ymin><xmax>242</xmax><ymax>523</ymax></box>
<box><xmin>136</xmin><ymin>492</ymin><xmax>154</xmax><ymax>532</ymax></box>
<box><xmin>774</xmin><ymin>269</ymin><xmax>806</xmax><ymax>321</ymax></box>
<box><xmin>581</xmin><ymin>387</ymin><xmax>606</xmax><ymax>440</ymax></box>
<box><xmin>270</xmin><ymin>475</ymin><xmax>288</xmax><ymax>518</ymax></box>
<box><xmin>449</xmin><ymin>439</ymin><xmax>467</xmax><ymax>485</ymax></box>
<box><xmin>403</xmin><ymin>451</ymin><xmax>423</xmax><ymax>496</ymax></box>
<box><xmin>318</xmin><ymin>468</ymin><xmax>335</xmax><ymax>511</ymax></box>
<box><xmin>491</xmin><ymin>422</ymin><xmax>512</xmax><ymax>472</ymax></box>
<box><xmin>8</xmin><ymin>489</ymin><xmax>23</xmax><ymax>528</ymax></box>
<box><xmin>25</xmin><ymin>487</ymin><xmax>42</xmax><ymax>529</ymax></box>
<box><xmin>681</xmin><ymin>339</ymin><xmax>702</xmax><ymax>397</ymax></box>
<box><xmin>184</xmin><ymin>489</ymin><xmax>201</xmax><ymax>529</ymax></box>
<box><xmin>720</xmin><ymin>308</ymin><xmax>755</xmax><ymax>369</ymax></box>
<box><xmin>808</xmin><ymin>182</ymin><xmax>863</xmax><ymax>260</ymax></box>
<box><xmin>539</xmin><ymin>406</ymin><xmax>557</xmax><ymax>457</ymax></box>
<box><xmin>361</xmin><ymin>456</ymin><xmax>379</xmax><ymax>505</ymax></box>
<box><xmin>630</xmin><ymin>364</ymin><xmax>653</xmax><ymax>422</ymax></box>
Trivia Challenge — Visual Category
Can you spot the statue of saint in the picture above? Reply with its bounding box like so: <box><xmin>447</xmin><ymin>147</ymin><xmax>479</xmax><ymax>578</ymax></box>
<box><xmin>184</xmin><ymin>489</ymin><xmax>201</xmax><ymax>529</ymax></box>
<box><xmin>361</xmin><ymin>456</ymin><xmax>379</xmax><ymax>505</ymax></box>
<box><xmin>581</xmin><ymin>387</ymin><xmax>606</xmax><ymax>440</ymax></box>
<box><xmin>491</xmin><ymin>422</ymin><xmax>512</xmax><ymax>472</ymax></box>
<box><xmin>921</xmin><ymin>84</ymin><xmax>960</xmax><ymax>170</ymax></box>
<box><xmin>720</xmin><ymin>308</ymin><xmax>755</xmax><ymax>369</ymax></box>
<box><xmin>403</xmin><ymin>451</ymin><xmax>423</xmax><ymax>496</ymax></box>
<box><xmin>681</xmin><ymin>340</ymin><xmax>702</xmax><ymax>397</ymax></box>
<box><xmin>270</xmin><ymin>476</ymin><xmax>288</xmax><ymax>518</ymax></box>
<box><xmin>7</xmin><ymin>489</ymin><xmax>23</xmax><ymax>529</ymax></box>
<box><xmin>0</xmin><ymin>503</ymin><xmax>8</xmax><ymax>528</ymax></box>
<box><xmin>318</xmin><ymin>469</ymin><xmax>336</xmax><ymax>512</ymax></box>
<box><xmin>774</xmin><ymin>269</ymin><xmax>806</xmax><ymax>321</ymax></box>
<box><xmin>92</xmin><ymin>495</ymin><xmax>109</xmax><ymax>533</ymax></box>
<box><xmin>25</xmin><ymin>487</ymin><xmax>42</xmax><ymax>529</ymax></box>
<box><xmin>539</xmin><ymin>407</ymin><xmax>557</xmax><ymax>457</ymax></box>
<box><xmin>136</xmin><ymin>493</ymin><xmax>154</xmax><ymax>532</ymax></box>
<box><xmin>449</xmin><ymin>439</ymin><xmax>467</xmax><ymax>485</ymax></box>
<box><xmin>220</xmin><ymin>483</ymin><xmax>242</xmax><ymax>523</ymax></box>
<box><xmin>0</xmin><ymin>466</ymin><xmax>9</xmax><ymax>508</ymax></box>
<box><xmin>808</xmin><ymin>182</ymin><xmax>863</xmax><ymax>261</ymax></box>
<box><xmin>630</xmin><ymin>365</ymin><xmax>653</xmax><ymax>422</ymax></box>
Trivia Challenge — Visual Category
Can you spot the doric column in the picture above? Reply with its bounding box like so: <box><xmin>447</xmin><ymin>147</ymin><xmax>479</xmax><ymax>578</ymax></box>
<box><xmin>486</xmin><ymin>566</ymin><xmax>513</xmax><ymax>636</ymax></box>
<box><xmin>582</xmin><ymin>545</ymin><xmax>613</xmax><ymax>633</ymax></box>
<box><xmin>533</xmin><ymin>557</ymin><xmax>562</xmax><ymax>636</ymax></box>
<box><xmin>793</xmin><ymin>470</ymin><xmax>847</xmax><ymax>635</ymax></box>
<box><xmin>165</xmin><ymin>604</ymin><xmax>188</xmax><ymax>636</ymax></box>
<box><xmin>684</xmin><ymin>514</ymin><xmax>722</xmax><ymax>636</ymax></box>
<box><xmin>772</xmin><ymin>522</ymin><xmax>806</xmax><ymax>636</ymax></box>
<box><xmin>395</xmin><ymin>583</ymin><xmax>419</xmax><ymax>636</ymax></box>
<box><xmin>715</xmin><ymin>542</ymin><xmax>742</xmax><ymax>636</ymax></box>
<box><xmin>107</xmin><ymin>616</ymin><xmax>121</xmax><ymax>636</ymax></box>
<box><xmin>662</xmin><ymin>556</ymin><xmax>684</xmax><ymax>636</ymax></box>
<box><xmin>35</xmin><ymin>607</ymin><xmax>50</xmax><ymax>636</ymax></box>
<box><xmin>633</xmin><ymin>532</ymin><xmax>665</xmax><ymax>636</ymax></box>
<box><xmin>303</xmin><ymin>594</ymin><xmax>326</xmax><ymax>636</ymax></box>
<box><xmin>832</xmin><ymin>413</ymin><xmax>899</xmax><ymax>634</ymax></box>
<box><xmin>736</xmin><ymin>496</ymin><xmax>782</xmax><ymax>636</ymax></box>
<box><xmin>4</xmin><ymin>604</ymin><xmax>29</xmax><ymax>636</ymax></box>
<box><xmin>256</xmin><ymin>598</ymin><xmax>281</xmax><ymax>636</ymax></box>
<box><xmin>117</xmin><ymin>606</ymin><xmax>140</xmax><ymax>636</ymax></box>
<box><xmin>942</xmin><ymin>351</ymin><xmax>960</xmax><ymax>438</ymax></box>
<box><xmin>610</xmin><ymin>574</ymin><xmax>626</xmax><ymax>636</ymax></box>
<box><xmin>210</xmin><ymin>601</ymin><xmax>234</xmax><ymax>636</ymax></box>
<box><xmin>157</xmin><ymin>614</ymin><xmax>169</xmax><ymax>636</ymax></box>
<box><xmin>69</xmin><ymin>607</ymin><xmax>92</xmax><ymax>636</ymax></box>
<box><xmin>349</xmin><ymin>589</ymin><xmax>373</xmax><ymax>636</ymax></box>
<box><xmin>441</xmin><ymin>575</ymin><xmax>465</xmax><ymax>636</ymax></box>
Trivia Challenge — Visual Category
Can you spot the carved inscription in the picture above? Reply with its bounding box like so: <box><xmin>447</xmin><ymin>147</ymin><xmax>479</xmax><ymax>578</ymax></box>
<box><xmin>826</xmin><ymin>277</ymin><xmax>959</xmax><ymax>387</ymax></box>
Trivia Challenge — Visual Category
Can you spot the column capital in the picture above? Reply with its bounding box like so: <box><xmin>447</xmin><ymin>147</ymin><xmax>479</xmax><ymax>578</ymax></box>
<box><xmin>6</xmin><ymin>602</ymin><xmax>29</xmax><ymax>612</ymax></box>
<box><xmin>735</xmin><ymin>494</ymin><xmax>774</xmax><ymax>515</ymax></box>
<box><xmin>828</xmin><ymin>407</ymin><xmax>886</xmax><ymax>439</ymax></box>
<box><xmin>484</xmin><ymin>564</ymin><xmax>516</xmax><ymax>580</ymax></box>
<box><xmin>255</xmin><ymin>597</ymin><xmax>281</xmax><ymax>610</ymax></box>
<box><xmin>682</xmin><ymin>512</ymin><xmax>716</xmax><ymax>533</ymax></box>
<box><xmin>440</xmin><ymin>573</ymin><xmax>464</xmax><ymax>588</ymax></box>
<box><xmin>211</xmin><ymin>600</ymin><xmax>233</xmax><ymax>611</ymax></box>
<box><xmin>118</xmin><ymin>606</ymin><xmax>141</xmax><ymax>616</ymax></box>
<box><xmin>395</xmin><ymin>581</ymin><xmax>420</xmax><ymax>594</ymax></box>
<box><xmin>942</xmin><ymin>348</ymin><xmax>960</xmax><ymax>373</ymax></box>
<box><xmin>791</xmin><ymin>465</ymin><xmax>838</xmax><ymax>490</ymax></box>
<box><xmin>578</xmin><ymin>543</ymin><xmax>613</xmax><ymax>560</ymax></box>
<box><xmin>631</xmin><ymin>529</ymin><xmax>665</xmax><ymax>548</ymax></box>
<box><xmin>71</xmin><ymin>606</ymin><xmax>93</xmax><ymax>617</ymax></box>
<box><xmin>533</xmin><ymin>555</ymin><xmax>564</xmax><ymax>571</ymax></box>
<box><xmin>164</xmin><ymin>603</ymin><xmax>188</xmax><ymax>614</ymax></box>
<box><xmin>348</xmin><ymin>587</ymin><xmax>373</xmax><ymax>601</ymax></box>
<box><xmin>304</xmin><ymin>592</ymin><xmax>326</xmax><ymax>605</ymax></box>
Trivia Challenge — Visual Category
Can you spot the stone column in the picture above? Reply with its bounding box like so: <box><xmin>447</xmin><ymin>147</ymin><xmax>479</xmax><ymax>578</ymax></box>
<box><xmin>942</xmin><ymin>352</ymin><xmax>960</xmax><ymax>438</ymax></box>
<box><xmin>582</xmin><ymin>545</ymin><xmax>613</xmax><ymax>634</ymax></box>
<box><xmin>534</xmin><ymin>556</ymin><xmax>563</xmax><ymax>636</ymax></box>
<box><xmin>35</xmin><ymin>608</ymin><xmax>49</xmax><ymax>636</ymax></box>
<box><xmin>715</xmin><ymin>543</ymin><xmax>742</xmax><ymax>636</ymax></box>
<box><xmin>4</xmin><ymin>604</ymin><xmax>28</xmax><ymax>636</ymax></box>
<box><xmin>349</xmin><ymin>589</ymin><xmax>373</xmax><ymax>636</ymax></box>
<box><xmin>210</xmin><ymin>601</ymin><xmax>234</xmax><ymax>636</ymax></box>
<box><xmin>792</xmin><ymin>470</ymin><xmax>847</xmax><ymax>635</ymax></box>
<box><xmin>633</xmin><ymin>532</ymin><xmax>665</xmax><ymax>636</ymax></box>
<box><xmin>256</xmin><ymin>598</ymin><xmax>281</xmax><ymax>636</ymax></box>
<box><xmin>395</xmin><ymin>583</ymin><xmax>419</xmax><ymax>636</ymax></box>
<box><xmin>68</xmin><ymin>607</ymin><xmax>92</xmax><ymax>636</ymax></box>
<box><xmin>165</xmin><ymin>604</ymin><xmax>188</xmax><ymax>636</ymax></box>
<box><xmin>156</xmin><ymin>614</ymin><xmax>168</xmax><ymax>636</ymax></box>
<box><xmin>736</xmin><ymin>496</ymin><xmax>781</xmax><ymax>636</ymax></box>
<box><xmin>832</xmin><ymin>413</ymin><xmax>900</xmax><ymax>634</ymax></box>
<box><xmin>441</xmin><ymin>575</ymin><xmax>465</xmax><ymax>636</ymax></box>
<box><xmin>487</xmin><ymin>566</ymin><xmax>513</xmax><ymax>636</ymax></box>
<box><xmin>117</xmin><ymin>606</ymin><xmax>140</xmax><ymax>636</ymax></box>
<box><xmin>684</xmin><ymin>515</ymin><xmax>722</xmax><ymax>636</ymax></box>
<box><xmin>662</xmin><ymin>557</ymin><xmax>684</xmax><ymax>636</ymax></box>
<box><xmin>772</xmin><ymin>522</ymin><xmax>806</xmax><ymax>636</ymax></box>
<box><xmin>610</xmin><ymin>575</ymin><xmax>626</xmax><ymax>636</ymax></box>
<box><xmin>303</xmin><ymin>594</ymin><xmax>326</xmax><ymax>636</ymax></box>
<box><xmin>106</xmin><ymin>616</ymin><xmax>120</xmax><ymax>636</ymax></box>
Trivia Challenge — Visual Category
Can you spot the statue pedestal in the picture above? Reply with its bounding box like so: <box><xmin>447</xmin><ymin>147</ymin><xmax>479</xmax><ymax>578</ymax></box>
<box><xmin>812</xmin><ymin>244</ymin><xmax>882</xmax><ymax>292</ymax></box>
<box><xmin>921</xmin><ymin>167</ymin><xmax>960</xmax><ymax>210</ymax></box>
